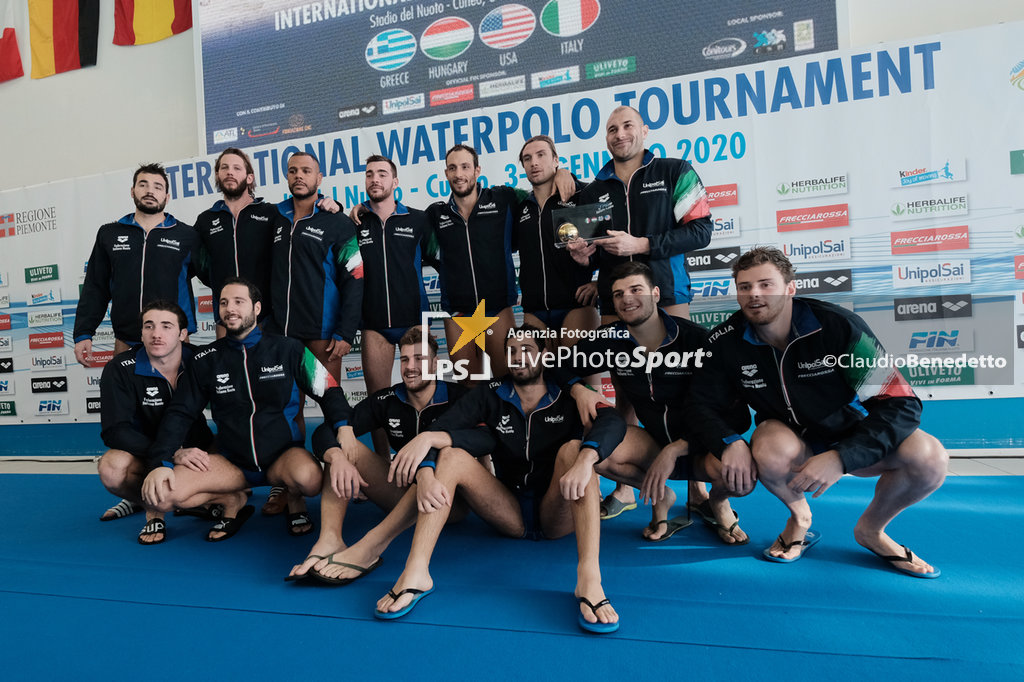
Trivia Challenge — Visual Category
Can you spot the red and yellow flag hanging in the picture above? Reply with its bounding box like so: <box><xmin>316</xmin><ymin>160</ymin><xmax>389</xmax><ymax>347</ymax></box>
<box><xmin>0</xmin><ymin>1</ymin><xmax>24</xmax><ymax>83</ymax></box>
<box><xmin>113</xmin><ymin>0</ymin><xmax>192</xmax><ymax>46</ymax></box>
<box><xmin>28</xmin><ymin>0</ymin><xmax>99</xmax><ymax>79</ymax></box>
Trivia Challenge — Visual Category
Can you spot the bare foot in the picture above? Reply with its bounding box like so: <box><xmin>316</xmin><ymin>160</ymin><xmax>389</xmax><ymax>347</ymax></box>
<box><xmin>708</xmin><ymin>498</ymin><xmax>748</xmax><ymax>544</ymax></box>
<box><xmin>376</xmin><ymin>569</ymin><xmax>434</xmax><ymax>615</ymax></box>
<box><xmin>641</xmin><ymin>486</ymin><xmax>677</xmax><ymax>540</ymax></box>
<box><xmin>288</xmin><ymin>537</ymin><xmax>345</xmax><ymax>578</ymax></box>
<box><xmin>765</xmin><ymin>514</ymin><xmax>812</xmax><ymax>560</ymax></box>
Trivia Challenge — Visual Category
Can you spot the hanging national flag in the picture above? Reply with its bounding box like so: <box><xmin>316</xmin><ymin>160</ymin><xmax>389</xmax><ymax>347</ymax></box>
<box><xmin>28</xmin><ymin>0</ymin><xmax>98</xmax><ymax>79</ymax></box>
<box><xmin>0</xmin><ymin>2</ymin><xmax>24</xmax><ymax>83</ymax></box>
<box><xmin>540</xmin><ymin>0</ymin><xmax>600</xmax><ymax>38</ymax></box>
<box><xmin>420</xmin><ymin>17</ymin><xmax>473</xmax><ymax>60</ymax></box>
<box><xmin>113</xmin><ymin>0</ymin><xmax>192</xmax><ymax>46</ymax></box>
<box><xmin>479</xmin><ymin>4</ymin><xmax>535</xmax><ymax>50</ymax></box>
<box><xmin>366</xmin><ymin>28</ymin><xmax>416</xmax><ymax>71</ymax></box>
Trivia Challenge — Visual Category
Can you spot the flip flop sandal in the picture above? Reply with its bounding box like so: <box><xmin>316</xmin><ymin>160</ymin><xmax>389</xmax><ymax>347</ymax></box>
<box><xmin>287</xmin><ymin>511</ymin><xmax>314</xmax><ymax>537</ymax></box>
<box><xmin>101</xmin><ymin>499</ymin><xmax>141</xmax><ymax>521</ymax></box>
<box><xmin>641</xmin><ymin>515</ymin><xmax>693</xmax><ymax>543</ymax></box>
<box><xmin>869</xmin><ymin>545</ymin><xmax>941</xmax><ymax>579</ymax></box>
<box><xmin>374</xmin><ymin>586</ymin><xmax>434</xmax><ymax>620</ymax></box>
<box><xmin>138</xmin><ymin>518</ymin><xmax>166</xmax><ymax>545</ymax></box>
<box><xmin>577</xmin><ymin>596</ymin><xmax>619</xmax><ymax>634</ymax></box>
<box><xmin>262</xmin><ymin>486</ymin><xmax>288</xmax><ymax>516</ymax></box>
<box><xmin>689</xmin><ymin>500</ymin><xmax>748</xmax><ymax>545</ymax></box>
<box><xmin>762</xmin><ymin>529</ymin><xmax>821</xmax><ymax>563</ymax></box>
<box><xmin>284</xmin><ymin>554</ymin><xmax>326</xmax><ymax>583</ymax></box>
<box><xmin>313</xmin><ymin>556</ymin><xmax>383</xmax><ymax>586</ymax></box>
<box><xmin>600</xmin><ymin>494</ymin><xmax>637</xmax><ymax>520</ymax></box>
<box><xmin>206</xmin><ymin>505</ymin><xmax>255</xmax><ymax>542</ymax></box>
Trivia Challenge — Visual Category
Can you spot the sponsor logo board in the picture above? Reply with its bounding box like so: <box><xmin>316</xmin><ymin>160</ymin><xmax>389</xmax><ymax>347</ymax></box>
<box><xmin>27</xmin><ymin>310</ymin><xmax>63</xmax><ymax>327</ymax></box>
<box><xmin>30</xmin><ymin>353</ymin><xmax>65</xmax><ymax>372</ymax></box>
<box><xmin>25</xmin><ymin>264</ymin><xmax>59</xmax><ymax>283</ymax></box>
<box><xmin>893</xmin><ymin>295</ymin><xmax>973</xmax><ymax>321</ymax></box>
<box><xmin>890</xmin><ymin>226</ymin><xmax>969</xmax><ymax>254</ymax></box>
<box><xmin>794</xmin><ymin>268</ymin><xmax>853</xmax><ymax>294</ymax></box>
<box><xmin>35</xmin><ymin>399</ymin><xmax>69</xmax><ymax>415</ymax></box>
<box><xmin>28</xmin><ymin>288</ymin><xmax>61</xmax><ymax>306</ymax></box>
<box><xmin>892</xmin><ymin>260</ymin><xmax>971</xmax><ymax>288</ymax></box>
<box><xmin>531</xmin><ymin>65</ymin><xmax>580</xmax><ymax>90</ymax></box>
<box><xmin>31</xmin><ymin>376</ymin><xmax>68</xmax><ymax>393</ymax></box>
<box><xmin>890</xmin><ymin>194</ymin><xmax>968</xmax><ymax>221</ymax></box>
<box><xmin>907</xmin><ymin>329</ymin><xmax>975</xmax><ymax>354</ymax></box>
<box><xmin>479</xmin><ymin>75</ymin><xmax>527</xmax><ymax>98</ymax></box>
<box><xmin>706</xmin><ymin>184</ymin><xmax>738</xmax><ymax>207</ymax></box>
<box><xmin>585</xmin><ymin>56</ymin><xmax>635</xmax><ymax>79</ymax></box>
<box><xmin>0</xmin><ymin>400</ymin><xmax>15</xmax><ymax>416</ymax></box>
<box><xmin>686</xmin><ymin>247</ymin><xmax>741</xmax><ymax>272</ymax></box>
<box><xmin>776</xmin><ymin>175</ymin><xmax>847</xmax><ymax>200</ymax></box>
<box><xmin>776</xmin><ymin>204</ymin><xmax>849</xmax><ymax>231</ymax></box>
<box><xmin>430</xmin><ymin>84</ymin><xmax>474</xmax><ymax>107</ymax></box>
<box><xmin>382</xmin><ymin>93</ymin><xmax>425</xmax><ymax>115</ymax></box>
<box><xmin>893</xmin><ymin>159</ymin><xmax>965</xmax><ymax>187</ymax></box>
<box><xmin>781</xmin><ymin>237</ymin><xmax>851</xmax><ymax>263</ymax></box>
<box><xmin>28</xmin><ymin>332</ymin><xmax>64</xmax><ymax>349</ymax></box>
<box><xmin>86</xmin><ymin>397</ymin><xmax>102</xmax><ymax>414</ymax></box>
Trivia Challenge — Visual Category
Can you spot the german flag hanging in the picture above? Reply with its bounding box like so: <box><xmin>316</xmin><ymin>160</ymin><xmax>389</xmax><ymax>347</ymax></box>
<box><xmin>28</xmin><ymin>0</ymin><xmax>99</xmax><ymax>79</ymax></box>
<box><xmin>113</xmin><ymin>0</ymin><xmax>192</xmax><ymax>46</ymax></box>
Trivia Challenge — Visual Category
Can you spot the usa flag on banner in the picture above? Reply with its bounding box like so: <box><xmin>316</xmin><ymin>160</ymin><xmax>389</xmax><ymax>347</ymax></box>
<box><xmin>479</xmin><ymin>4</ymin><xmax>536</xmax><ymax>49</ymax></box>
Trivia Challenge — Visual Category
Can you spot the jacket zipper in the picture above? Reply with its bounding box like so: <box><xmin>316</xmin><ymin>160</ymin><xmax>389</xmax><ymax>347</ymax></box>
<box><xmin>240</xmin><ymin>346</ymin><xmax>260</xmax><ymax>470</ymax></box>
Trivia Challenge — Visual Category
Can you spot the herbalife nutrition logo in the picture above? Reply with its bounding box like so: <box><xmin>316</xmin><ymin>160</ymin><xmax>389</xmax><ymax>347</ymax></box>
<box><xmin>891</xmin><ymin>194</ymin><xmax>968</xmax><ymax>222</ymax></box>
<box><xmin>776</xmin><ymin>175</ymin><xmax>847</xmax><ymax>201</ymax></box>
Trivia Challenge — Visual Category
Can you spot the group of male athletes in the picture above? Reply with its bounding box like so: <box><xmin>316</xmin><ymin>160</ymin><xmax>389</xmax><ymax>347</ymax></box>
<box><xmin>81</xmin><ymin>106</ymin><xmax>948</xmax><ymax>633</ymax></box>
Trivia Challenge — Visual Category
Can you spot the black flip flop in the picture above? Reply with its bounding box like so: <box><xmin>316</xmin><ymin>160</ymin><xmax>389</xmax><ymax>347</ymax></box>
<box><xmin>206</xmin><ymin>505</ymin><xmax>255</xmax><ymax>542</ymax></box>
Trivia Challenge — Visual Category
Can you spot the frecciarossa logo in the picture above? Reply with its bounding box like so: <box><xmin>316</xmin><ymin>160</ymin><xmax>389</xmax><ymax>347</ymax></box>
<box><xmin>776</xmin><ymin>204</ymin><xmax>849</xmax><ymax>231</ymax></box>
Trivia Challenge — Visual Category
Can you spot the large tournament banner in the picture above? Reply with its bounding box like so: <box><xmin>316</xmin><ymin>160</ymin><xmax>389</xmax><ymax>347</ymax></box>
<box><xmin>1</xmin><ymin>21</ymin><xmax>1023</xmax><ymax>426</ymax></box>
<box><xmin>197</xmin><ymin>0</ymin><xmax>837</xmax><ymax>152</ymax></box>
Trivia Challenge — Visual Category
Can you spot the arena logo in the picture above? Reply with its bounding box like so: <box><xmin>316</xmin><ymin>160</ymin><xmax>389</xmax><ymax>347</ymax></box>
<box><xmin>776</xmin><ymin>204</ymin><xmax>849</xmax><ymax>231</ymax></box>
<box><xmin>27</xmin><ymin>310</ymin><xmax>63</xmax><ymax>328</ymax></box>
<box><xmin>0</xmin><ymin>357</ymin><xmax>13</xmax><ymax>372</ymax></box>
<box><xmin>893</xmin><ymin>295</ymin><xmax>973</xmax><ymax>321</ymax></box>
<box><xmin>686</xmin><ymin>247</ymin><xmax>741</xmax><ymax>273</ymax></box>
<box><xmin>890</xmin><ymin>225</ymin><xmax>969</xmax><ymax>255</ymax></box>
<box><xmin>86</xmin><ymin>397</ymin><xmax>102</xmax><ymax>414</ymax></box>
<box><xmin>35</xmin><ymin>399</ymin><xmax>69</xmax><ymax>416</ymax></box>
<box><xmin>890</xmin><ymin>194</ymin><xmax>968</xmax><ymax>222</ymax></box>
<box><xmin>702</xmin><ymin>37</ymin><xmax>746</xmax><ymax>60</ymax></box>
<box><xmin>775</xmin><ymin>175</ymin><xmax>847</xmax><ymax>201</ymax></box>
<box><xmin>705</xmin><ymin>184</ymin><xmax>738</xmax><ymax>207</ymax></box>
<box><xmin>28</xmin><ymin>332</ymin><xmax>64</xmax><ymax>349</ymax></box>
<box><xmin>338</xmin><ymin>103</ymin><xmax>377</xmax><ymax>121</ymax></box>
<box><xmin>793</xmin><ymin>269</ymin><xmax>853</xmax><ymax>294</ymax></box>
<box><xmin>781</xmin><ymin>237</ymin><xmax>850</xmax><ymax>263</ymax></box>
<box><xmin>893</xmin><ymin>159</ymin><xmax>965</xmax><ymax>187</ymax></box>
<box><xmin>0</xmin><ymin>206</ymin><xmax>58</xmax><ymax>239</ymax></box>
<box><xmin>31</xmin><ymin>376</ymin><xmax>68</xmax><ymax>393</ymax></box>
<box><xmin>893</xmin><ymin>260</ymin><xmax>970</xmax><ymax>288</ymax></box>
<box><xmin>25</xmin><ymin>264</ymin><xmax>59</xmax><ymax>284</ymax></box>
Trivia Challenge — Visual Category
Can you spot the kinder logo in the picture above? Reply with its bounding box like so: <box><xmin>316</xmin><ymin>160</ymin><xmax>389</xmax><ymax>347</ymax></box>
<box><xmin>794</xmin><ymin>269</ymin><xmax>854</xmax><ymax>294</ymax></box>
<box><xmin>692</xmin><ymin>279</ymin><xmax>735</xmax><ymax>298</ymax></box>
<box><xmin>29</xmin><ymin>332</ymin><xmax>64</xmax><ymax>349</ymax></box>
<box><xmin>27</xmin><ymin>310</ymin><xmax>63</xmax><ymax>327</ymax></box>
<box><xmin>198</xmin><ymin>296</ymin><xmax>213</xmax><ymax>314</ymax></box>
<box><xmin>894</xmin><ymin>159</ymin><xmax>964</xmax><ymax>187</ymax></box>
<box><xmin>382</xmin><ymin>93</ymin><xmax>425</xmax><ymax>115</ymax></box>
<box><xmin>891</xmin><ymin>226</ymin><xmax>969</xmax><ymax>254</ymax></box>
<box><xmin>776</xmin><ymin>204</ymin><xmax>849</xmax><ymax>231</ymax></box>
<box><xmin>894</xmin><ymin>295</ymin><xmax>973</xmax><ymax>321</ymax></box>
<box><xmin>892</xmin><ymin>260</ymin><xmax>971</xmax><ymax>288</ymax></box>
<box><xmin>86</xmin><ymin>397</ymin><xmax>102</xmax><ymax>414</ymax></box>
<box><xmin>531</xmin><ymin>65</ymin><xmax>580</xmax><ymax>90</ymax></box>
<box><xmin>1016</xmin><ymin>255</ymin><xmax>1024</xmax><ymax>280</ymax></box>
<box><xmin>430</xmin><ymin>84</ymin><xmax>474</xmax><ymax>106</ymax></box>
<box><xmin>345</xmin><ymin>365</ymin><xmax>364</xmax><ymax>379</ymax></box>
<box><xmin>706</xmin><ymin>184</ymin><xmax>738</xmax><ymax>207</ymax></box>
<box><xmin>28</xmin><ymin>288</ymin><xmax>61</xmax><ymax>306</ymax></box>
<box><xmin>711</xmin><ymin>216</ymin><xmax>740</xmax><ymax>237</ymax></box>
<box><xmin>31</xmin><ymin>376</ymin><xmax>68</xmax><ymax>393</ymax></box>
<box><xmin>890</xmin><ymin>194</ymin><xmax>968</xmax><ymax>222</ymax></box>
<box><xmin>25</xmin><ymin>264</ymin><xmax>59</xmax><ymax>283</ymax></box>
<box><xmin>686</xmin><ymin>247</ymin><xmax>741</xmax><ymax>272</ymax></box>
<box><xmin>0</xmin><ymin>314</ymin><xmax>10</xmax><ymax>330</ymax></box>
<box><xmin>31</xmin><ymin>353</ymin><xmax>65</xmax><ymax>372</ymax></box>
<box><xmin>781</xmin><ymin>237</ymin><xmax>850</xmax><ymax>263</ymax></box>
<box><xmin>35</xmin><ymin>399</ymin><xmax>68</xmax><ymax>415</ymax></box>
<box><xmin>775</xmin><ymin>175</ymin><xmax>847</xmax><ymax>200</ymax></box>
<box><xmin>908</xmin><ymin>329</ymin><xmax>974</xmax><ymax>353</ymax></box>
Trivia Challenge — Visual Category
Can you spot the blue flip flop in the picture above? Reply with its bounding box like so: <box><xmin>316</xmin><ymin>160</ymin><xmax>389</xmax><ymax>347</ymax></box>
<box><xmin>870</xmin><ymin>545</ymin><xmax>941</xmax><ymax>579</ymax></box>
<box><xmin>762</xmin><ymin>529</ymin><xmax>821</xmax><ymax>563</ymax></box>
<box><xmin>577</xmin><ymin>597</ymin><xmax>619</xmax><ymax>634</ymax></box>
<box><xmin>374</xmin><ymin>586</ymin><xmax>434</xmax><ymax>620</ymax></box>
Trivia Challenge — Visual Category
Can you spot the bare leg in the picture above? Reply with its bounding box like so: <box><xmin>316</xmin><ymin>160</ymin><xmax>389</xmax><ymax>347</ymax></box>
<box><xmin>362</xmin><ymin>329</ymin><xmax>398</xmax><ymax>458</ymax></box>
<box><xmin>850</xmin><ymin>429</ymin><xmax>947</xmax><ymax>575</ymax></box>
<box><xmin>595</xmin><ymin>426</ymin><xmax>675</xmax><ymax>539</ymax></box>
<box><xmin>268</xmin><ymin>447</ymin><xmax>323</xmax><ymax>536</ymax></box>
<box><xmin>148</xmin><ymin>455</ymin><xmax>249</xmax><ymax>541</ymax></box>
<box><xmin>750</xmin><ymin>420</ymin><xmax>818</xmax><ymax>560</ymax></box>
<box><xmin>376</xmin><ymin>448</ymin><xmax>523</xmax><ymax>615</ymax></box>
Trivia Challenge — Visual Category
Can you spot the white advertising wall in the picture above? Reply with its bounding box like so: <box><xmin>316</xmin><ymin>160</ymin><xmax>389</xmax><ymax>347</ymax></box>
<box><xmin>1</xmin><ymin>21</ymin><xmax>1023</xmax><ymax>424</ymax></box>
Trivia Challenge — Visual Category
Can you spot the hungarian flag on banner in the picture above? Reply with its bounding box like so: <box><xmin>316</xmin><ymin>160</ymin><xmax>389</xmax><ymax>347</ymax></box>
<box><xmin>28</xmin><ymin>0</ymin><xmax>99</xmax><ymax>78</ymax></box>
<box><xmin>0</xmin><ymin>2</ymin><xmax>24</xmax><ymax>83</ymax></box>
<box><xmin>113</xmin><ymin>0</ymin><xmax>192</xmax><ymax>46</ymax></box>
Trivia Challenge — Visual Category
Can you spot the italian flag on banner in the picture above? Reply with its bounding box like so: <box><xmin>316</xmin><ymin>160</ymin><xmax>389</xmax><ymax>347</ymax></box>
<box><xmin>28</xmin><ymin>0</ymin><xmax>98</xmax><ymax>78</ymax></box>
<box><xmin>0</xmin><ymin>1</ymin><xmax>24</xmax><ymax>83</ymax></box>
<box><xmin>113</xmin><ymin>0</ymin><xmax>191</xmax><ymax>46</ymax></box>
<box><xmin>301</xmin><ymin>349</ymin><xmax>338</xmax><ymax>398</ymax></box>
